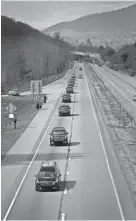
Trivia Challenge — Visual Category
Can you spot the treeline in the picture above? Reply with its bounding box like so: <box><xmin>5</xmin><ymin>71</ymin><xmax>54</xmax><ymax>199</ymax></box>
<box><xmin>1</xmin><ymin>16</ymin><xmax>73</xmax><ymax>93</ymax></box>
<box><xmin>73</xmin><ymin>38</ymin><xmax>136</xmax><ymax>74</ymax></box>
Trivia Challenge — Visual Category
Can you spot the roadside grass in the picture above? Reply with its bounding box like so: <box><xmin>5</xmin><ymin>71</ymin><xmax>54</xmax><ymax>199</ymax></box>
<box><xmin>1</xmin><ymin>67</ymin><xmax>69</xmax><ymax>158</ymax></box>
<box><xmin>1</xmin><ymin>94</ymin><xmax>45</xmax><ymax>157</ymax></box>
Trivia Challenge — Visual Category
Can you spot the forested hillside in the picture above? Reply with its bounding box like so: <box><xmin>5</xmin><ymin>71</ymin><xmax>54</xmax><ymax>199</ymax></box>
<box><xmin>1</xmin><ymin>16</ymin><xmax>73</xmax><ymax>93</ymax></box>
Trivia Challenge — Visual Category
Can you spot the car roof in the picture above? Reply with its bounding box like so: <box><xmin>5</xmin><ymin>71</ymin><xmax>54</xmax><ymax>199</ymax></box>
<box><xmin>52</xmin><ymin>127</ymin><xmax>66</xmax><ymax>131</ymax></box>
<box><xmin>60</xmin><ymin>105</ymin><xmax>70</xmax><ymax>107</ymax></box>
<box><xmin>41</xmin><ymin>161</ymin><xmax>57</xmax><ymax>167</ymax></box>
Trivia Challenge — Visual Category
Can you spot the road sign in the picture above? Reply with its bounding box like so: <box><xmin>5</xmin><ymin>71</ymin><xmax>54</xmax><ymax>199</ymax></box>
<box><xmin>30</xmin><ymin>80</ymin><xmax>42</xmax><ymax>94</ymax></box>
<box><xmin>5</xmin><ymin>103</ymin><xmax>17</xmax><ymax>113</ymax></box>
<box><xmin>9</xmin><ymin>113</ymin><xmax>14</xmax><ymax>119</ymax></box>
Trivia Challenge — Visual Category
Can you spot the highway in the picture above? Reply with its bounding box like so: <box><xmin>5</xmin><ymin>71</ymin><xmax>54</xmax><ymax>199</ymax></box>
<box><xmin>2</xmin><ymin>62</ymin><xmax>136</xmax><ymax>220</ymax></box>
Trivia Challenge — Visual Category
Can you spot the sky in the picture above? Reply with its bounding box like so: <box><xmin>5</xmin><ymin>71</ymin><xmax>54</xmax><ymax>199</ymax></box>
<box><xmin>1</xmin><ymin>1</ymin><xmax>136</xmax><ymax>30</ymax></box>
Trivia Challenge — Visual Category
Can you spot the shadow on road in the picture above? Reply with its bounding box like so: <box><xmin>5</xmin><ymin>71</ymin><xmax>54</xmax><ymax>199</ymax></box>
<box><xmin>70</xmin><ymin>141</ymin><xmax>80</xmax><ymax>146</ymax></box>
<box><xmin>37</xmin><ymin>181</ymin><xmax>76</xmax><ymax>192</ymax></box>
<box><xmin>71</xmin><ymin>101</ymin><xmax>78</xmax><ymax>103</ymax></box>
<box><xmin>70</xmin><ymin>114</ymin><xmax>79</xmax><ymax>117</ymax></box>
<box><xmin>2</xmin><ymin>151</ymin><xmax>90</xmax><ymax>166</ymax></box>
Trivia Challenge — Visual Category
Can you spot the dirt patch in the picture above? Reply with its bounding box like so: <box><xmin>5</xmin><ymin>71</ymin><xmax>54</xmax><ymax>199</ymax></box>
<box><xmin>89</xmin><ymin>65</ymin><xmax>136</xmax><ymax>207</ymax></box>
<box><xmin>1</xmin><ymin>94</ymin><xmax>46</xmax><ymax>157</ymax></box>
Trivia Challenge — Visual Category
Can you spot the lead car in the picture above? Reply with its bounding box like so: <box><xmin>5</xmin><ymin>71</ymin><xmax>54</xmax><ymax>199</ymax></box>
<box><xmin>49</xmin><ymin>127</ymin><xmax>69</xmax><ymax>146</ymax></box>
<box><xmin>35</xmin><ymin>161</ymin><xmax>61</xmax><ymax>191</ymax></box>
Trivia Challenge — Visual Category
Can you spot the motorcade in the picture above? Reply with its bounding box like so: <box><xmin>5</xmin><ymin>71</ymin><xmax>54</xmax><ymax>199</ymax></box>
<box><xmin>35</xmin><ymin>161</ymin><xmax>61</xmax><ymax>191</ymax></box>
<box><xmin>62</xmin><ymin>94</ymin><xmax>71</xmax><ymax>103</ymax></box>
<box><xmin>58</xmin><ymin>105</ymin><xmax>71</xmax><ymax>116</ymax></box>
<box><xmin>50</xmin><ymin>127</ymin><xmax>68</xmax><ymax>146</ymax></box>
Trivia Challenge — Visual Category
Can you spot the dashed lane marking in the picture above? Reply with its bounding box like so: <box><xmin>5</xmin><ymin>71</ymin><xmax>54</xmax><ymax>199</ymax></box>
<box><xmin>61</xmin><ymin>213</ymin><xmax>65</xmax><ymax>221</ymax></box>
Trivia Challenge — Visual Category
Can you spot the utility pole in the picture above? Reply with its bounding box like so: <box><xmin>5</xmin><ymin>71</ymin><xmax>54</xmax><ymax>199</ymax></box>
<box><xmin>31</xmin><ymin>51</ymin><xmax>34</xmax><ymax>80</ymax></box>
<box><xmin>40</xmin><ymin>57</ymin><xmax>43</xmax><ymax>80</ymax></box>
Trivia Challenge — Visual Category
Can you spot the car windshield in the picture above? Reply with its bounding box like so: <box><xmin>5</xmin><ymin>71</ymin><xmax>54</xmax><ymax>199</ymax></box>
<box><xmin>40</xmin><ymin>166</ymin><xmax>55</xmax><ymax>172</ymax></box>
<box><xmin>38</xmin><ymin>171</ymin><xmax>56</xmax><ymax>181</ymax></box>
<box><xmin>61</xmin><ymin>106</ymin><xmax>68</xmax><ymax>108</ymax></box>
<box><xmin>53</xmin><ymin>130</ymin><xmax>66</xmax><ymax>135</ymax></box>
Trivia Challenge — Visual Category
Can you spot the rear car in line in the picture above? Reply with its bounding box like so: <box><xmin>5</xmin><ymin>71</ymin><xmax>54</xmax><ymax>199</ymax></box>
<box><xmin>35</xmin><ymin>161</ymin><xmax>61</xmax><ymax>191</ymax></box>
<box><xmin>50</xmin><ymin>127</ymin><xmax>69</xmax><ymax>146</ymax></box>
<box><xmin>58</xmin><ymin>105</ymin><xmax>71</xmax><ymax>116</ymax></box>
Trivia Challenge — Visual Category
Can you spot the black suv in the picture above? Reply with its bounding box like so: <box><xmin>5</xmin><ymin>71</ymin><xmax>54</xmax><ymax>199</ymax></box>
<box><xmin>62</xmin><ymin>94</ymin><xmax>71</xmax><ymax>103</ymax></box>
<box><xmin>35</xmin><ymin>161</ymin><xmax>61</xmax><ymax>191</ymax></box>
<box><xmin>59</xmin><ymin>105</ymin><xmax>71</xmax><ymax>116</ymax></box>
<box><xmin>50</xmin><ymin>127</ymin><xmax>68</xmax><ymax>146</ymax></box>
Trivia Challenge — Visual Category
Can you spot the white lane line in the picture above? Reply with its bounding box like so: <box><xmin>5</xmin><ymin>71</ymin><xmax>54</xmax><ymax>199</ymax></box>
<box><xmin>3</xmin><ymin>68</ymin><xmax>74</xmax><ymax>221</ymax></box>
<box><xmin>83</xmin><ymin>64</ymin><xmax>125</xmax><ymax>220</ymax></box>
<box><xmin>61</xmin><ymin>213</ymin><xmax>65</xmax><ymax>221</ymax></box>
<box><xmin>67</xmin><ymin>171</ymin><xmax>69</xmax><ymax>175</ymax></box>
<box><xmin>64</xmin><ymin>189</ymin><xmax>67</xmax><ymax>195</ymax></box>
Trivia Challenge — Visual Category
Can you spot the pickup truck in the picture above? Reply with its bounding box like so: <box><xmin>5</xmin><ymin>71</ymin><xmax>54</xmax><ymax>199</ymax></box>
<box><xmin>50</xmin><ymin>127</ymin><xmax>69</xmax><ymax>146</ymax></box>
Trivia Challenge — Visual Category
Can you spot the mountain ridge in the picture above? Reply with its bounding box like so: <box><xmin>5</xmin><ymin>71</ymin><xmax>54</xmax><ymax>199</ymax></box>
<box><xmin>43</xmin><ymin>4</ymin><xmax>136</xmax><ymax>47</ymax></box>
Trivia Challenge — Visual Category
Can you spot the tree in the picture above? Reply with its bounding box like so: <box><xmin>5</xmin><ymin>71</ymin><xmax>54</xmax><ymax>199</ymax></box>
<box><xmin>53</xmin><ymin>31</ymin><xmax>62</xmax><ymax>43</ymax></box>
<box><xmin>133</xmin><ymin>41</ymin><xmax>136</xmax><ymax>48</ymax></box>
<box><xmin>16</xmin><ymin>50</ymin><xmax>27</xmax><ymax>84</ymax></box>
<box><xmin>107</xmin><ymin>48</ymin><xmax>115</xmax><ymax>56</ymax></box>
<box><xmin>121</xmin><ymin>52</ymin><xmax>129</xmax><ymax>63</ymax></box>
<box><xmin>86</xmin><ymin>38</ymin><xmax>93</xmax><ymax>46</ymax></box>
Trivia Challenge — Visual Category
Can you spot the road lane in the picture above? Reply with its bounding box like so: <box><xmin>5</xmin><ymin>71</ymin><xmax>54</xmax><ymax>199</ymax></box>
<box><xmin>1</xmin><ymin>66</ymin><xmax>77</xmax><ymax>220</ymax></box>
<box><xmin>59</xmin><ymin>67</ymin><xmax>122</xmax><ymax>220</ymax></box>
<box><xmin>5</xmin><ymin>78</ymin><xmax>77</xmax><ymax>220</ymax></box>
<box><xmin>92</xmin><ymin>65</ymin><xmax>136</xmax><ymax>109</ymax></box>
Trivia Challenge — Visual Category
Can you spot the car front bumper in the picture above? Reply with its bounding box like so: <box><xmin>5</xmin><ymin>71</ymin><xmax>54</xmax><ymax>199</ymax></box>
<box><xmin>59</xmin><ymin>112</ymin><xmax>70</xmax><ymax>115</ymax></box>
<box><xmin>36</xmin><ymin>183</ymin><xmax>59</xmax><ymax>190</ymax></box>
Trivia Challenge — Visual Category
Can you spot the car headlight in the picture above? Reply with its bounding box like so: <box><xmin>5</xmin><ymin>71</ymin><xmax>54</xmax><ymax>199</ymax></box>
<box><xmin>53</xmin><ymin>180</ymin><xmax>58</xmax><ymax>185</ymax></box>
<box><xmin>36</xmin><ymin>179</ymin><xmax>40</xmax><ymax>184</ymax></box>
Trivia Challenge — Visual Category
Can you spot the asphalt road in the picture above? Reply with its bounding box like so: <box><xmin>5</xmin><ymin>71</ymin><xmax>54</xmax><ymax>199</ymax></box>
<box><xmin>2</xmin><ymin>62</ymin><xmax>129</xmax><ymax>220</ymax></box>
<box><xmin>92</xmin><ymin>64</ymin><xmax>136</xmax><ymax>109</ymax></box>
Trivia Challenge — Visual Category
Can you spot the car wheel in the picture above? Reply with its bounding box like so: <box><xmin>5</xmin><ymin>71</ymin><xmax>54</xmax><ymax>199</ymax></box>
<box><xmin>57</xmin><ymin>185</ymin><xmax>60</xmax><ymax>191</ymax></box>
<box><xmin>35</xmin><ymin>186</ymin><xmax>38</xmax><ymax>191</ymax></box>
